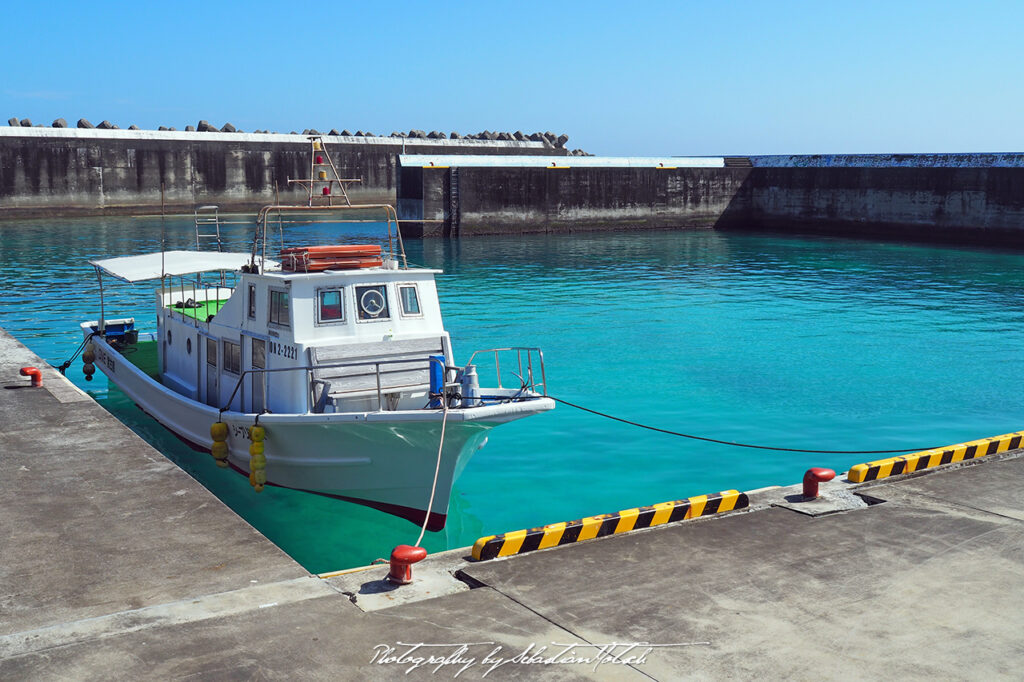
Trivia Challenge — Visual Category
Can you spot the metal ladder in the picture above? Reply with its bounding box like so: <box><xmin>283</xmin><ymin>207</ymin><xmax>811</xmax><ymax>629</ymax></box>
<box><xmin>447</xmin><ymin>167</ymin><xmax>461</xmax><ymax>236</ymax></box>
<box><xmin>194</xmin><ymin>205</ymin><xmax>223</xmax><ymax>251</ymax></box>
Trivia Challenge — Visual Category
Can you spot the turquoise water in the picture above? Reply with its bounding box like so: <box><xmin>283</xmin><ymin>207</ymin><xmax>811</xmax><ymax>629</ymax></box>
<box><xmin>4</xmin><ymin>216</ymin><xmax>1024</xmax><ymax>572</ymax></box>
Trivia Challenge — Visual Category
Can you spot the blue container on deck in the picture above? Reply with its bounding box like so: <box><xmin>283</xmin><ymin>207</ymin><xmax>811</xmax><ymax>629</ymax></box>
<box><xmin>429</xmin><ymin>354</ymin><xmax>444</xmax><ymax>408</ymax></box>
<box><xmin>89</xmin><ymin>319</ymin><xmax>137</xmax><ymax>343</ymax></box>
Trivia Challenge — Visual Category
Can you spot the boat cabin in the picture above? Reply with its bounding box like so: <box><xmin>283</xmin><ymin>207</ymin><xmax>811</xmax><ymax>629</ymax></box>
<box><xmin>97</xmin><ymin>250</ymin><xmax>452</xmax><ymax>416</ymax></box>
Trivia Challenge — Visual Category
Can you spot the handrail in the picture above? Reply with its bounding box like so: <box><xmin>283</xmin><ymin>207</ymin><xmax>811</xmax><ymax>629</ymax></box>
<box><xmin>218</xmin><ymin>349</ymin><xmax>548</xmax><ymax>416</ymax></box>
<box><xmin>464</xmin><ymin>347</ymin><xmax>548</xmax><ymax>396</ymax></box>
<box><xmin>251</xmin><ymin>203</ymin><xmax>408</xmax><ymax>273</ymax></box>
<box><xmin>218</xmin><ymin>355</ymin><xmax>452</xmax><ymax>416</ymax></box>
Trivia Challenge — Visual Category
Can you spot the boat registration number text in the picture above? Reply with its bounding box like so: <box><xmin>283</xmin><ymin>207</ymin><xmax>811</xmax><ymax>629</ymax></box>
<box><xmin>96</xmin><ymin>346</ymin><xmax>116</xmax><ymax>373</ymax></box>
<box><xmin>268</xmin><ymin>341</ymin><xmax>297</xmax><ymax>360</ymax></box>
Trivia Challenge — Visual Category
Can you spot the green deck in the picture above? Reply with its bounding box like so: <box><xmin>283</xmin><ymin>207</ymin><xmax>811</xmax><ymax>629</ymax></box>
<box><xmin>172</xmin><ymin>299</ymin><xmax>227</xmax><ymax>321</ymax></box>
<box><xmin>121</xmin><ymin>340</ymin><xmax>161</xmax><ymax>380</ymax></box>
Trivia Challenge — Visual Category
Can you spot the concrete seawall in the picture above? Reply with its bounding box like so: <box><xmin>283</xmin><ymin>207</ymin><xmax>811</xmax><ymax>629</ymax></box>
<box><xmin>0</xmin><ymin>128</ymin><xmax>561</xmax><ymax>218</ymax></box>
<box><xmin>397</xmin><ymin>155</ymin><xmax>744</xmax><ymax>237</ymax></box>
<box><xmin>452</xmin><ymin>166</ymin><xmax>744</xmax><ymax>233</ymax></box>
<box><xmin>736</xmin><ymin>164</ymin><xmax>1024</xmax><ymax>243</ymax></box>
<box><xmin>398</xmin><ymin>153</ymin><xmax>1024</xmax><ymax>245</ymax></box>
<box><xmin>6</xmin><ymin>129</ymin><xmax>1024</xmax><ymax>247</ymax></box>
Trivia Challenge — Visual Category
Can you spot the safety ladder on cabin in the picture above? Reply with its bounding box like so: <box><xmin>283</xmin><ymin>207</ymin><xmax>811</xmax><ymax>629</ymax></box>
<box><xmin>288</xmin><ymin>136</ymin><xmax>362</xmax><ymax>207</ymax></box>
<box><xmin>194</xmin><ymin>205</ymin><xmax>223</xmax><ymax>252</ymax></box>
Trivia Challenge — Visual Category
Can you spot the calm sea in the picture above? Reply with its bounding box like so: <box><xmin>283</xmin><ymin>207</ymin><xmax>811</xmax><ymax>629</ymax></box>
<box><xmin>3</xmin><ymin>216</ymin><xmax>1024</xmax><ymax>571</ymax></box>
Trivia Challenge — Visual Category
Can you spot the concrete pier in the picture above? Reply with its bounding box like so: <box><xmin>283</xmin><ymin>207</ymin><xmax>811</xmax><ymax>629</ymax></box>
<box><xmin>2</xmin><ymin>326</ymin><xmax>1023</xmax><ymax>679</ymax></box>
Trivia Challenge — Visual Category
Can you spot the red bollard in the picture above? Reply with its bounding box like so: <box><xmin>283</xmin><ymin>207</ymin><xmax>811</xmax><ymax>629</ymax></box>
<box><xmin>803</xmin><ymin>467</ymin><xmax>836</xmax><ymax>499</ymax></box>
<box><xmin>387</xmin><ymin>545</ymin><xmax>428</xmax><ymax>585</ymax></box>
<box><xmin>19</xmin><ymin>367</ymin><xmax>42</xmax><ymax>387</ymax></box>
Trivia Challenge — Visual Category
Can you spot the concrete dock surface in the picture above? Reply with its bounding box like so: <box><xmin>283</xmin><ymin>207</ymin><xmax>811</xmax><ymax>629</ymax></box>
<box><xmin>2</xmin><ymin>327</ymin><xmax>1023</xmax><ymax>680</ymax></box>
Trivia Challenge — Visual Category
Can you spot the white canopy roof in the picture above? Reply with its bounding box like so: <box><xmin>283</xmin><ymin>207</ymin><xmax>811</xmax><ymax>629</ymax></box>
<box><xmin>90</xmin><ymin>250</ymin><xmax>273</xmax><ymax>283</ymax></box>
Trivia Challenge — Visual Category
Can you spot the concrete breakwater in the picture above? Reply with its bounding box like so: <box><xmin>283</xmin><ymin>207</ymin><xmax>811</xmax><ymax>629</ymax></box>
<box><xmin>0</xmin><ymin>127</ymin><xmax>566</xmax><ymax>218</ymax></box>
<box><xmin>4</xmin><ymin>125</ymin><xmax>1024</xmax><ymax>247</ymax></box>
<box><xmin>398</xmin><ymin>152</ymin><xmax>1024</xmax><ymax>244</ymax></box>
<box><xmin>736</xmin><ymin>160</ymin><xmax>1024</xmax><ymax>244</ymax></box>
<box><xmin>396</xmin><ymin>154</ymin><xmax>743</xmax><ymax>237</ymax></box>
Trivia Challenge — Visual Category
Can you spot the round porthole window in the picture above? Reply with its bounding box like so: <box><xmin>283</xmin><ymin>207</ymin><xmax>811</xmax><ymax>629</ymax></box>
<box><xmin>186</xmin><ymin>338</ymin><xmax>192</xmax><ymax>355</ymax></box>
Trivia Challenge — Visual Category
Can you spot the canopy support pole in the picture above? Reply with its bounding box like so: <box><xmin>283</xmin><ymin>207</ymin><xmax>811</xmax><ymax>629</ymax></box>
<box><xmin>95</xmin><ymin>266</ymin><xmax>106</xmax><ymax>334</ymax></box>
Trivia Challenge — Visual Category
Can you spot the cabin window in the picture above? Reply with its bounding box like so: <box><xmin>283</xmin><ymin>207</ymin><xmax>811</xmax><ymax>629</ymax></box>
<box><xmin>269</xmin><ymin>289</ymin><xmax>290</xmax><ymax>327</ymax></box>
<box><xmin>206</xmin><ymin>337</ymin><xmax>217</xmax><ymax>366</ymax></box>
<box><xmin>398</xmin><ymin>285</ymin><xmax>421</xmax><ymax>316</ymax></box>
<box><xmin>223</xmin><ymin>341</ymin><xmax>241</xmax><ymax>374</ymax></box>
<box><xmin>318</xmin><ymin>289</ymin><xmax>345</xmax><ymax>323</ymax></box>
<box><xmin>355</xmin><ymin>285</ymin><xmax>390</xmax><ymax>321</ymax></box>
<box><xmin>247</xmin><ymin>284</ymin><xmax>256</xmax><ymax>319</ymax></box>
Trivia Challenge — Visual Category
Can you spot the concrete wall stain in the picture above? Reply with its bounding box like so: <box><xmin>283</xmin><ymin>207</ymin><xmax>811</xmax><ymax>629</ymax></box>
<box><xmin>0</xmin><ymin>146</ymin><xmax>13</xmax><ymax>197</ymax></box>
<box><xmin>135</xmin><ymin>148</ymin><xmax>145</xmax><ymax>192</ymax></box>
<box><xmin>157</xmin><ymin>148</ymin><xmax>167</xmax><ymax>189</ymax></box>
<box><xmin>243</xmin><ymin>152</ymin><xmax>266</xmax><ymax>192</ymax></box>
<box><xmin>272</xmin><ymin>150</ymin><xmax>305</xmax><ymax>198</ymax></box>
<box><xmin>193</xmin><ymin>145</ymin><xmax>227</xmax><ymax>193</ymax></box>
<box><xmin>19</xmin><ymin>141</ymin><xmax>43</xmax><ymax>194</ymax></box>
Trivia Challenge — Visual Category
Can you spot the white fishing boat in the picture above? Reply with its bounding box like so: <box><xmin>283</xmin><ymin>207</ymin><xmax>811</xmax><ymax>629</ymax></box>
<box><xmin>78</xmin><ymin>155</ymin><xmax>553</xmax><ymax>530</ymax></box>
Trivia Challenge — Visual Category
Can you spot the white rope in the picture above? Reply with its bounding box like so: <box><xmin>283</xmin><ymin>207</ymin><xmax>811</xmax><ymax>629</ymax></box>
<box><xmin>415</xmin><ymin>397</ymin><xmax>449</xmax><ymax>548</ymax></box>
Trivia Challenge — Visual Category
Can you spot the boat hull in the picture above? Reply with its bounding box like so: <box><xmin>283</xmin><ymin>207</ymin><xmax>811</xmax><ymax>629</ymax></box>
<box><xmin>84</xmin><ymin>330</ymin><xmax>553</xmax><ymax>529</ymax></box>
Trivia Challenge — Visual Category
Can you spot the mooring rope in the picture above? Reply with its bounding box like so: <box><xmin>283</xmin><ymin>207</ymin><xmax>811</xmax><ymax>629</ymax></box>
<box><xmin>56</xmin><ymin>332</ymin><xmax>96</xmax><ymax>375</ymax></box>
<box><xmin>551</xmin><ymin>397</ymin><xmax>937</xmax><ymax>455</ymax></box>
<box><xmin>415</xmin><ymin>397</ymin><xmax>449</xmax><ymax>547</ymax></box>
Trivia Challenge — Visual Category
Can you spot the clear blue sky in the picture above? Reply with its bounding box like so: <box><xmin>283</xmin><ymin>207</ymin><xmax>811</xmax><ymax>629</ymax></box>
<box><xmin>3</xmin><ymin>1</ymin><xmax>1023</xmax><ymax>156</ymax></box>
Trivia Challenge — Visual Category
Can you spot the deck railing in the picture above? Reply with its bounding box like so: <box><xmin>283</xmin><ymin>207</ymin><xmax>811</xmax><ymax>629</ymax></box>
<box><xmin>465</xmin><ymin>347</ymin><xmax>548</xmax><ymax>397</ymax></box>
<box><xmin>218</xmin><ymin>348</ymin><xmax>547</xmax><ymax>416</ymax></box>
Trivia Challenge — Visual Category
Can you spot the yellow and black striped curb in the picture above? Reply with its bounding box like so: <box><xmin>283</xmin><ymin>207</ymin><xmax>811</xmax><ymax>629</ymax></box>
<box><xmin>848</xmin><ymin>431</ymin><xmax>1024</xmax><ymax>483</ymax></box>
<box><xmin>471</xmin><ymin>490</ymin><xmax>749</xmax><ymax>561</ymax></box>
